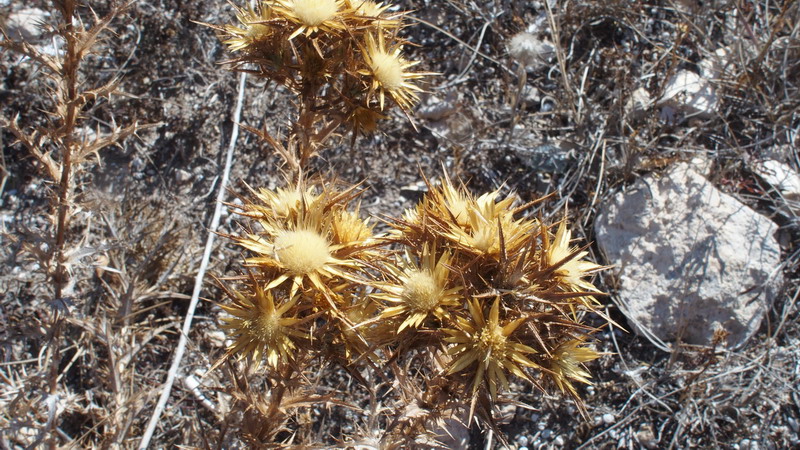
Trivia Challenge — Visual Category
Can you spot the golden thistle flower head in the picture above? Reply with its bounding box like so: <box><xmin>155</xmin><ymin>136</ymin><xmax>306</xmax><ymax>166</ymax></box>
<box><xmin>546</xmin><ymin>220</ymin><xmax>603</xmax><ymax>296</ymax></box>
<box><xmin>236</xmin><ymin>183</ymin><xmax>368</xmax><ymax>299</ymax></box>
<box><xmin>374</xmin><ymin>246</ymin><xmax>462</xmax><ymax>332</ymax></box>
<box><xmin>251</xmin><ymin>185</ymin><xmax>320</xmax><ymax>220</ymax></box>
<box><xmin>435</xmin><ymin>187</ymin><xmax>531</xmax><ymax>257</ymax></box>
<box><xmin>274</xmin><ymin>0</ymin><xmax>346</xmax><ymax>38</ymax></box>
<box><xmin>329</xmin><ymin>208</ymin><xmax>374</xmax><ymax>248</ymax></box>
<box><xmin>346</xmin><ymin>0</ymin><xmax>401</xmax><ymax>28</ymax></box>
<box><xmin>444</xmin><ymin>297</ymin><xmax>540</xmax><ymax>399</ymax></box>
<box><xmin>237</xmin><ymin>219</ymin><xmax>352</xmax><ymax>299</ymax></box>
<box><xmin>222</xmin><ymin>3</ymin><xmax>278</xmax><ymax>52</ymax></box>
<box><xmin>347</xmin><ymin>0</ymin><xmax>389</xmax><ymax>16</ymax></box>
<box><xmin>219</xmin><ymin>282</ymin><xmax>305</xmax><ymax>368</ymax></box>
<box><xmin>548</xmin><ymin>339</ymin><xmax>601</xmax><ymax>399</ymax></box>
<box><xmin>360</xmin><ymin>31</ymin><xmax>429</xmax><ymax>111</ymax></box>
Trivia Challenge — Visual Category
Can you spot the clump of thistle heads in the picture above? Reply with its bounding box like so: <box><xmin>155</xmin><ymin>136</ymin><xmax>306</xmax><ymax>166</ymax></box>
<box><xmin>212</xmin><ymin>0</ymin><xmax>609</xmax><ymax>434</ymax></box>
<box><xmin>218</xmin><ymin>175</ymin><xmax>608</xmax><ymax>412</ymax></box>
<box><xmin>215</xmin><ymin>0</ymin><xmax>431</xmax><ymax>136</ymax></box>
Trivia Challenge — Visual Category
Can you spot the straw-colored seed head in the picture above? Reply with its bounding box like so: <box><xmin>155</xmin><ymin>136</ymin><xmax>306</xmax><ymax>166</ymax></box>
<box><xmin>402</xmin><ymin>270</ymin><xmax>441</xmax><ymax>312</ymax></box>
<box><xmin>361</xmin><ymin>32</ymin><xmax>428</xmax><ymax>111</ymax></box>
<box><xmin>444</xmin><ymin>298</ymin><xmax>539</xmax><ymax>399</ymax></box>
<box><xmin>375</xmin><ymin>247</ymin><xmax>461</xmax><ymax>331</ymax></box>
<box><xmin>370</xmin><ymin>50</ymin><xmax>404</xmax><ymax>90</ymax></box>
<box><xmin>292</xmin><ymin>0</ymin><xmax>339</xmax><ymax>26</ymax></box>
<box><xmin>252</xmin><ymin>310</ymin><xmax>284</xmax><ymax>342</ymax></box>
<box><xmin>271</xmin><ymin>188</ymin><xmax>303</xmax><ymax>217</ymax></box>
<box><xmin>219</xmin><ymin>285</ymin><xmax>303</xmax><ymax>369</ymax></box>
<box><xmin>351</xmin><ymin>0</ymin><xmax>385</xmax><ymax>16</ymax></box>
<box><xmin>274</xmin><ymin>229</ymin><xmax>331</xmax><ymax>274</ymax></box>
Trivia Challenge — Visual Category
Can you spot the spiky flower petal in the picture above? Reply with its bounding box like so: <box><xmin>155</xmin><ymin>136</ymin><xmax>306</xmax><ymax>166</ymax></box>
<box><xmin>444</xmin><ymin>297</ymin><xmax>540</xmax><ymax>399</ymax></box>
<box><xmin>374</xmin><ymin>246</ymin><xmax>462</xmax><ymax>332</ymax></box>
<box><xmin>548</xmin><ymin>339</ymin><xmax>601</xmax><ymax>398</ymax></box>
<box><xmin>274</xmin><ymin>0</ymin><xmax>346</xmax><ymax>39</ymax></box>
<box><xmin>360</xmin><ymin>32</ymin><xmax>430</xmax><ymax>111</ymax></box>
<box><xmin>220</xmin><ymin>283</ymin><xmax>305</xmax><ymax>368</ymax></box>
<box><xmin>546</xmin><ymin>220</ymin><xmax>604</xmax><ymax>298</ymax></box>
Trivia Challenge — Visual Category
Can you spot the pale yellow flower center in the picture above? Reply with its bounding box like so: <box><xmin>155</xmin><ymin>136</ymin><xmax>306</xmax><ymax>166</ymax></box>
<box><xmin>253</xmin><ymin>313</ymin><xmax>282</xmax><ymax>342</ymax></box>
<box><xmin>371</xmin><ymin>51</ymin><xmax>404</xmax><ymax>90</ymax></box>
<box><xmin>274</xmin><ymin>229</ymin><xmax>331</xmax><ymax>274</ymax></box>
<box><xmin>293</xmin><ymin>0</ymin><xmax>339</xmax><ymax>26</ymax></box>
<box><xmin>402</xmin><ymin>270</ymin><xmax>441</xmax><ymax>312</ymax></box>
<box><xmin>478</xmin><ymin>324</ymin><xmax>507</xmax><ymax>355</ymax></box>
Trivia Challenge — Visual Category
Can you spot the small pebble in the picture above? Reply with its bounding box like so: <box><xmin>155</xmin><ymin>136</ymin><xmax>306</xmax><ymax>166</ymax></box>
<box><xmin>554</xmin><ymin>435</ymin><xmax>565</xmax><ymax>446</ymax></box>
<box><xmin>541</xmin><ymin>429</ymin><xmax>552</xmax><ymax>439</ymax></box>
<box><xmin>603</xmin><ymin>413</ymin><xmax>616</xmax><ymax>425</ymax></box>
<box><xmin>517</xmin><ymin>435</ymin><xmax>529</xmax><ymax>446</ymax></box>
<box><xmin>788</xmin><ymin>416</ymin><xmax>799</xmax><ymax>433</ymax></box>
<box><xmin>175</xmin><ymin>169</ymin><xmax>192</xmax><ymax>184</ymax></box>
<box><xmin>519</xmin><ymin>447</ymin><xmax>528</xmax><ymax>450</ymax></box>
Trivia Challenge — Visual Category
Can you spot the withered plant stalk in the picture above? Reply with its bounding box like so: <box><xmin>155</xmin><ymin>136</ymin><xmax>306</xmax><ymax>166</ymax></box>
<box><xmin>52</xmin><ymin>0</ymin><xmax>78</xmax><ymax>300</ymax></box>
<box><xmin>2</xmin><ymin>0</ymin><xmax>142</xmax><ymax>445</ymax></box>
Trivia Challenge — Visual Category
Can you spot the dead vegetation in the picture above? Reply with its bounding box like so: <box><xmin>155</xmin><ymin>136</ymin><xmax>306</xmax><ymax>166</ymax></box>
<box><xmin>1</xmin><ymin>0</ymin><xmax>798</xmax><ymax>448</ymax></box>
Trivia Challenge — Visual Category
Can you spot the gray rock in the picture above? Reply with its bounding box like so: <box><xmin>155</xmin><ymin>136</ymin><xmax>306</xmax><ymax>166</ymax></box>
<box><xmin>596</xmin><ymin>163</ymin><xmax>781</xmax><ymax>348</ymax></box>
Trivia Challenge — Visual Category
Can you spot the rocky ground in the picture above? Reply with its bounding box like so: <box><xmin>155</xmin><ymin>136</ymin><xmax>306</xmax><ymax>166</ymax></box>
<box><xmin>1</xmin><ymin>0</ymin><xmax>799</xmax><ymax>448</ymax></box>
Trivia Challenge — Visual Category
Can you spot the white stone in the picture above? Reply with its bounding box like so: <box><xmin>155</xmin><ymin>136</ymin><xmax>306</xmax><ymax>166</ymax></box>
<box><xmin>753</xmin><ymin>160</ymin><xmax>800</xmax><ymax>202</ymax></box>
<box><xmin>699</xmin><ymin>46</ymin><xmax>734</xmax><ymax>80</ymax></box>
<box><xmin>5</xmin><ymin>8</ymin><xmax>49</xmax><ymax>41</ymax></box>
<box><xmin>625</xmin><ymin>87</ymin><xmax>652</xmax><ymax>120</ymax></box>
<box><xmin>699</xmin><ymin>43</ymin><xmax>757</xmax><ymax>81</ymax></box>
<box><xmin>659</xmin><ymin>70</ymin><xmax>718</xmax><ymax>119</ymax></box>
<box><xmin>595</xmin><ymin>163</ymin><xmax>781</xmax><ymax>348</ymax></box>
<box><xmin>175</xmin><ymin>169</ymin><xmax>192</xmax><ymax>184</ymax></box>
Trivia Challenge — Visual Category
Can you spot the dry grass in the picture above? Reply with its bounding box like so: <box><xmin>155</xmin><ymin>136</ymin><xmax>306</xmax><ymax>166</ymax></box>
<box><xmin>1</xmin><ymin>0</ymin><xmax>798</xmax><ymax>448</ymax></box>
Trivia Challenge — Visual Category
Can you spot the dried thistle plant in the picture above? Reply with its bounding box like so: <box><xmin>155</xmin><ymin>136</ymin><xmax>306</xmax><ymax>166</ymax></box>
<box><xmin>214</xmin><ymin>176</ymin><xmax>610</xmax><ymax>445</ymax></box>
<box><xmin>1</xmin><ymin>1</ymin><xmax>146</xmax><ymax>299</ymax></box>
<box><xmin>0</xmin><ymin>1</ymin><xmax>155</xmax><ymax>446</ymax></box>
<box><xmin>209</xmin><ymin>1</ymin><xmax>610</xmax><ymax>445</ymax></box>
<box><xmin>214</xmin><ymin>180</ymin><xmax>380</xmax><ymax>371</ymax></box>
<box><xmin>376</xmin><ymin>176</ymin><xmax>609</xmax><ymax>418</ymax></box>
